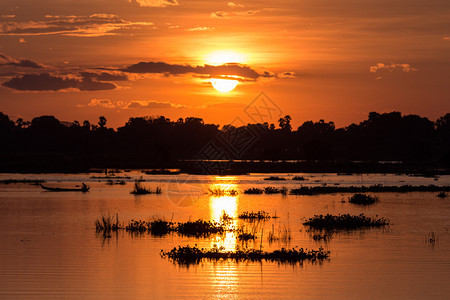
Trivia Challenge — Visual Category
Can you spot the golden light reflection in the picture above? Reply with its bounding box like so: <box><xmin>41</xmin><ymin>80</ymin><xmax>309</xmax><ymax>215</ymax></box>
<box><xmin>209</xmin><ymin>177</ymin><xmax>239</xmax><ymax>251</ymax></box>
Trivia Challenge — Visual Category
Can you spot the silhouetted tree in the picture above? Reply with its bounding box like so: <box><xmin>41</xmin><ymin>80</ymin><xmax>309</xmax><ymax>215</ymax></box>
<box><xmin>98</xmin><ymin>116</ymin><xmax>107</xmax><ymax>128</ymax></box>
<box><xmin>278</xmin><ymin>115</ymin><xmax>292</xmax><ymax>131</ymax></box>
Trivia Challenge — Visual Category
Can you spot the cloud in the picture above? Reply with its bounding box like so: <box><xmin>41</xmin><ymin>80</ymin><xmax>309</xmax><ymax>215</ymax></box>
<box><xmin>211</xmin><ymin>10</ymin><xmax>260</xmax><ymax>18</ymax></box>
<box><xmin>443</xmin><ymin>37</ymin><xmax>450</xmax><ymax>41</ymax></box>
<box><xmin>123</xmin><ymin>100</ymin><xmax>186</xmax><ymax>109</ymax></box>
<box><xmin>120</xmin><ymin>61</ymin><xmax>274</xmax><ymax>80</ymax></box>
<box><xmin>1</xmin><ymin>15</ymin><xmax>15</xmax><ymax>18</ymax></box>
<box><xmin>128</xmin><ymin>0</ymin><xmax>179</xmax><ymax>7</ymax></box>
<box><xmin>0</xmin><ymin>14</ymin><xmax>153</xmax><ymax>37</ymax></box>
<box><xmin>210</xmin><ymin>11</ymin><xmax>229</xmax><ymax>18</ymax></box>
<box><xmin>2</xmin><ymin>73</ymin><xmax>117</xmax><ymax>91</ymax></box>
<box><xmin>0</xmin><ymin>53</ymin><xmax>44</xmax><ymax>68</ymax></box>
<box><xmin>228</xmin><ymin>2</ymin><xmax>244</xmax><ymax>8</ymax></box>
<box><xmin>88</xmin><ymin>98</ymin><xmax>116</xmax><ymax>108</ymax></box>
<box><xmin>85</xmin><ymin>99</ymin><xmax>185</xmax><ymax>109</ymax></box>
<box><xmin>369</xmin><ymin>63</ymin><xmax>418</xmax><ymax>73</ymax></box>
<box><xmin>185</xmin><ymin>26</ymin><xmax>214</xmax><ymax>31</ymax></box>
<box><xmin>79</xmin><ymin>71</ymin><xmax>128</xmax><ymax>81</ymax></box>
<box><xmin>277</xmin><ymin>71</ymin><xmax>296</xmax><ymax>79</ymax></box>
<box><xmin>19</xmin><ymin>37</ymin><xmax>26</xmax><ymax>43</ymax></box>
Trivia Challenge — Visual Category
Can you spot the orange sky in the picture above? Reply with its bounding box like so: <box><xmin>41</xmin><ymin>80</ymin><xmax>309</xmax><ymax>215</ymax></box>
<box><xmin>0</xmin><ymin>0</ymin><xmax>449</xmax><ymax>128</ymax></box>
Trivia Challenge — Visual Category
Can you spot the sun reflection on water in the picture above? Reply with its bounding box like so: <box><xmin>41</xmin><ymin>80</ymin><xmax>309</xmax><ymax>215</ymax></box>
<box><xmin>209</xmin><ymin>177</ymin><xmax>239</xmax><ymax>251</ymax></box>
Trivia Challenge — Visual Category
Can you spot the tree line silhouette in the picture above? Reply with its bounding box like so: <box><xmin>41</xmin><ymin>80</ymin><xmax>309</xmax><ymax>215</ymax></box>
<box><xmin>0</xmin><ymin>111</ymin><xmax>449</xmax><ymax>172</ymax></box>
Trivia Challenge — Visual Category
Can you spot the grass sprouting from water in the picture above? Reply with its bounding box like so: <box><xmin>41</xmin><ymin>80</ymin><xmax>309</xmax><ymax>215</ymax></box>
<box><xmin>176</xmin><ymin>220</ymin><xmax>226</xmax><ymax>237</ymax></box>
<box><xmin>264</xmin><ymin>176</ymin><xmax>287</xmax><ymax>181</ymax></box>
<box><xmin>290</xmin><ymin>184</ymin><xmax>450</xmax><ymax>195</ymax></box>
<box><xmin>244</xmin><ymin>187</ymin><xmax>264</xmax><ymax>194</ymax></box>
<box><xmin>348</xmin><ymin>193</ymin><xmax>379</xmax><ymax>205</ymax></box>
<box><xmin>303</xmin><ymin>214</ymin><xmax>390</xmax><ymax>230</ymax></box>
<box><xmin>437</xmin><ymin>191</ymin><xmax>448</xmax><ymax>198</ymax></box>
<box><xmin>130</xmin><ymin>182</ymin><xmax>162</xmax><ymax>195</ymax></box>
<box><xmin>95</xmin><ymin>213</ymin><xmax>121</xmax><ymax>231</ymax></box>
<box><xmin>238</xmin><ymin>211</ymin><xmax>272</xmax><ymax>221</ymax></box>
<box><xmin>267</xmin><ymin>224</ymin><xmax>292</xmax><ymax>244</ymax></box>
<box><xmin>264</xmin><ymin>186</ymin><xmax>288</xmax><ymax>195</ymax></box>
<box><xmin>0</xmin><ymin>179</ymin><xmax>46</xmax><ymax>185</ymax></box>
<box><xmin>161</xmin><ymin>244</ymin><xmax>330</xmax><ymax>265</ymax></box>
<box><xmin>208</xmin><ymin>187</ymin><xmax>238</xmax><ymax>196</ymax></box>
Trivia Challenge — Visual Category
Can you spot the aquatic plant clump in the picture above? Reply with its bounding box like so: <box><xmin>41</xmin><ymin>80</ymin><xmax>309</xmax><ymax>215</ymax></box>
<box><xmin>303</xmin><ymin>213</ymin><xmax>390</xmax><ymax>230</ymax></box>
<box><xmin>0</xmin><ymin>179</ymin><xmax>46</xmax><ymax>185</ymax></box>
<box><xmin>149</xmin><ymin>219</ymin><xmax>174</xmax><ymax>235</ymax></box>
<box><xmin>264</xmin><ymin>186</ymin><xmax>288</xmax><ymax>195</ymax></box>
<box><xmin>243</xmin><ymin>188</ymin><xmax>264</xmax><ymax>194</ymax></box>
<box><xmin>95</xmin><ymin>213</ymin><xmax>122</xmax><ymax>231</ymax></box>
<box><xmin>130</xmin><ymin>182</ymin><xmax>162</xmax><ymax>195</ymax></box>
<box><xmin>348</xmin><ymin>193</ymin><xmax>379</xmax><ymax>205</ymax></box>
<box><xmin>208</xmin><ymin>187</ymin><xmax>238</xmax><ymax>196</ymax></box>
<box><xmin>267</xmin><ymin>224</ymin><xmax>292</xmax><ymax>243</ymax></box>
<box><xmin>238</xmin><ymin>211</ymin><xmax>271</xmax><ymax>221</ymax></box>
<box><xmin>436</xmin><ymin>191</ymin><xmax>448</xmax><ymax>198</ymax></box>
<box><xmin>176</xmin><ymin>220</ymin><xmax>226</xmax><ymax>237</ymax></box>
<box><xmin>237</xmin><ymin>232</ymin><xmax>257</xmax><ymax>241</ymax></box>
<box><xmin>264</xmin><ymin>176</ymin><xmax>287</xmax><ymax>181</ymax></box>
<box><xmin>292</xmin><ymin>176</ymin><xmax>307</xmax><ymax>181</ymax></box>
<box><xmin>290</xmin><ymin>184</ymin><xmax>450</xmax><ymax>195</ymax></box>
<box><xmin>123</xmin><ymin>219</ymin><xmax>175</xmax><ymax>235</ymax></box>
<box><xmin>161</xmin><ymin>245</ymin><xmax>330</xmax><ymax>264</ymax></box>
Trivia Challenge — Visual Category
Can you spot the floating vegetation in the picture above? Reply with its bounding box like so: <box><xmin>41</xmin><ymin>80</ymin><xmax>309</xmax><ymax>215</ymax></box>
<box><xmin>220</xmin><ymin>211</ymin><xmax>233</xmax><ymax>223</ymax></box>
<box><xmin>264</xmin><ymin>186</ymin><xmax>288</xmax><ymax>195</ymax></box>
<box><xmin>236</xmin><ymin>225</ymin><xmax>258</xmax><ymax>241</ymax></box>
<box><xmin>290</xmin><ymin>184</ymin><xmax>450</xmax><ymax>195</ymax></box>
<box><xmin>348</xmin><ymin>193</ymin><xmax>379</xmax><ymax>205</ymax></box>
<box><xmin>237</xmin><ymin>232</ymin><xmax>257</xmax><ymax>241</ymax></box>
<box><xmin>142</xmin><ymin>169</ymin><xmax>180</xmax><ymax>175</ymax></box>
<box><xmin>238</xmin><ymin>211</ymin><xmax>271</xmax><ymax>221</ymax></box>
<box><xmin>161</xmin><ymin>245</ymin><xmax>330</xmax><ymax>264</ymax></box>
<box><xmin>126</xmin><ymin>218</ymin><xmax>174</xmax><ymax>236</ymax></box>
<box><xmin>0</xmin><ymin>179</ymin><xmax>46</xmax><ymax>185</ymax></box>
<box><xmin>264</xmin><ymin>176</ymin><xmax>287</xmax><ymax>181</ymax></box>
<box><xmin>303</xmin><ymin>214</ymin><xmax>390</xmax><ymax>230</ymax></box>
<box><xmin>292</xmin><ymin>176</ymin><xmax>307</xmax><ymax>181</ymax></box>
<box><xmin>436</xmin><ymin>191</ymin><xmax>448</xmax><ymax>198</ymax></box>
<box><xmin>208</xmin><ymin>187</ymin><xmax>238</xmax><ymax>196</ymax></box>
<box><xmin>176</xmin><ymin>220</ymin><xmax>226</xmax><ymax>237</ymax></box>
<box><xmin>95</xmin><ymin>213</ymin><xmax>122</xmax><ymax>231</ymax></box>
<box><xmin>243</xmin><ymin>187</ymin><xmax>264</xmax><ymax>194</ymax></box>
<box><xmin>267</xmin><ymin>224</ymin><xmax>292</xmax><ymax>244</ymax></box>
<box><xmin>130</xmin><ymin>182</ymin><xmax>162</xmax><ymax>195</ymax></box>
<box><xmin>106</xmin><ymin>179</ymin><xmax>126</xmax><ymax>185</ymax></box>
<box><xmin>95</xmin><ymin>213</ymin><xmax>229</xmax><ymax>237</ymax></box>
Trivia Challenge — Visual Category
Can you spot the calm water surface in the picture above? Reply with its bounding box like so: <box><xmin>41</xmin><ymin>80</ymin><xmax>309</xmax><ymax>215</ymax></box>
<box><xmin>0</xmin><ymin>172</ymin><xmax>449</xmax><ymax>299</ymax></box>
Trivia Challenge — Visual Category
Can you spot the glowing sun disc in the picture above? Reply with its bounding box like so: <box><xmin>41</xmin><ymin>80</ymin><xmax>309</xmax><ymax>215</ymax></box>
<box><xmin>211</xmin><ymin>78</ymin><xmax>238</xmax><ymax>93</ymax></box>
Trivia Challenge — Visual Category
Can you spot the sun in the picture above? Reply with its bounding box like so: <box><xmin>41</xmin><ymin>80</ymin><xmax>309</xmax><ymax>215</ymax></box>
<box><xmin>211</xmin><ymin>78</ymin><xmax>238</xmax><ymax>93</ymax></box>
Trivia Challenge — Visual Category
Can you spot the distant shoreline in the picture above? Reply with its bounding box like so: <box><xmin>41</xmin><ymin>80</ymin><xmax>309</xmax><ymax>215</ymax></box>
<box><xmin>0</xmin><ymin>159</ymin><xmax>448</xmax><ymax>175</ymax></box>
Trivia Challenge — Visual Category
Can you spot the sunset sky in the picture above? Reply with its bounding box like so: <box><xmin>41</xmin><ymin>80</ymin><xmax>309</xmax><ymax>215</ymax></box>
<box><xmin>0</xmin><ymin>0</ymin><xmax>449</xmax><ymax>128</ymax></box>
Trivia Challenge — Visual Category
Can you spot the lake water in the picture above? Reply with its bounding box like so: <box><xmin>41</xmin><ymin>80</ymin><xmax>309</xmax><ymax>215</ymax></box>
<box><xmin>0</xmin><ymin>172</ymin><xmax>449</xmax><ymax>299</ymax></box>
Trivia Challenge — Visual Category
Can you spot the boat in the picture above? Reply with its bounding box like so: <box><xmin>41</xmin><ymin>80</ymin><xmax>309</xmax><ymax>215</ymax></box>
<box><xmin>40</xmin><ymin>184</ymin><xmax>90</xmax><ymax>192</ymax></box>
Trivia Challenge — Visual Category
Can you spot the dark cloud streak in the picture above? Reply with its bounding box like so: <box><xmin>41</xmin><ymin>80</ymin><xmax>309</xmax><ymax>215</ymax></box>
<box><xmin>121</xmin><ymin>61</ymin><xmax>273</xmax><ymax>80</ymax></box>
<box><xmin>2</xmin><ymin>73</ymin><xmax>116</xmax><ymax>91</ymax></box>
